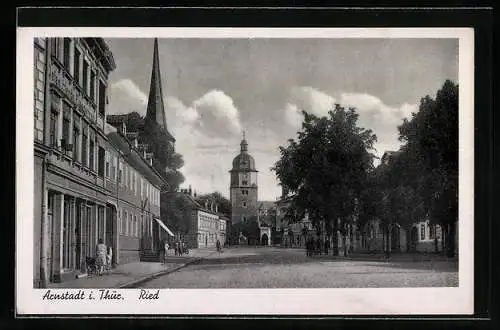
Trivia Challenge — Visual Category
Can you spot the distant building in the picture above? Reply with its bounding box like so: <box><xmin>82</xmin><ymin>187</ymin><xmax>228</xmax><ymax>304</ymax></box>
<box><xmin>162</xmin><ymin>190</ymin><xmax>226</xmax><ymax>248</ymax></box>
<box><xmin>275</xmin><ymin>195</ymin><xmax>314</xmax><ymax>248</ymax></box>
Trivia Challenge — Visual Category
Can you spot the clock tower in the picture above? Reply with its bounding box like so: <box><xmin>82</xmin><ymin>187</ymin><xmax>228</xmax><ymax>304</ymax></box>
<box><xmin>230</xmin><ymin>132</ymin><xmax>258</xmax><ymax>226</ymax></box>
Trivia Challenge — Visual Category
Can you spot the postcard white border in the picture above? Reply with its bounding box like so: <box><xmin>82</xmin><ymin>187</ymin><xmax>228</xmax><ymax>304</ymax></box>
<box><xmin>17</xmin><ymin>27</ymin><xmax>474</xmax><ymax>315</ymax></box>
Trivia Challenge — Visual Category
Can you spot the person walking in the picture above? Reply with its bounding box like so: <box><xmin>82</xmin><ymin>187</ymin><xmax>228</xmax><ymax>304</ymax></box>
<box><xmin>324</xmin><ymin>238</ymin><xmax>330</xmax><ymax>256</ymax></box>
<box><xmin>163</xmin><ymin>240</ymin><xmax>169</xmax><ymax>263</ymax></box>
<box><xmin>95</xmin><ymin>238</ymin><xmax>107</xmax><ymax>276</ymax></box>
<box><xmin>106</xmin><ymin>245</ymin><xmax>113</xmax><ymax>273</ymax></box>
<box><xmin>216</xmin><ymin>239</ymin><xmax>221</xmax><ymax>253</ymax></box>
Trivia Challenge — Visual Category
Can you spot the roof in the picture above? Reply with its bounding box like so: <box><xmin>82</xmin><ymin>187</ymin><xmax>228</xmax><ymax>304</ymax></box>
<box><xmin>106</xmin><ymin>130</ymin><xmax>167</xmax><ymax>188</ymax></box>
<box><xmin>145</xmin><ymin>38</ymin><xmax>175</xmax><ymax>142</ymax></box>
<box><xmin>163</xmin><ymin>191</ymin><xmax>220</xmax><ymax>216</ymax></box>
<box><xmin>258</xmin><ymin>201</ymin><xmax>276</xmax><ymax>210</ymax></box>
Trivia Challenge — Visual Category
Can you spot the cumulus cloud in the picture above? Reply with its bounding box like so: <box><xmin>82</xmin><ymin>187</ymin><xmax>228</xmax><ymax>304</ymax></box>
<box><xmin>107</xmin><ymin>79</ymin><xmax>248</xmax><ymax>198</ymax></box>
<box><xmin>108</xmin><ymin>79</ymin><xmax>148</xmax><ymax>116</ymax></box>
<box><xmin>289</xmin><ymin>86</ymin><xmax>336</xmax><ymax>116</ymax></box>
<box><xmin>282</xmin><ymin>86</ymin><xmax>418</xmax><ymax>161</ymax></box>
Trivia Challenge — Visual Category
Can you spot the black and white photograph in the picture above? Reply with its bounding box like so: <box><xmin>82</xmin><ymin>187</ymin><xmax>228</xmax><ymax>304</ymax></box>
<box><xmin>17</xmin><ymin>26</ymin><xmax>474</xmax><ymax>315</ymax></box>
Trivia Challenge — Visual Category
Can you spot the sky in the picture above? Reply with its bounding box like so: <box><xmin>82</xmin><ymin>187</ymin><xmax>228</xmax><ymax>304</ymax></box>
<box><xmin>104</xmin><ymin>37</ymin><xmax>458</xmax><ymax>201</ymax></box>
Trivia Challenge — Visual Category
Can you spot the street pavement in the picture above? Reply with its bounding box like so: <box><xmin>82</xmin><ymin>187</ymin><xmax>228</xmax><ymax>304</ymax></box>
<box><xmin>141</xmin><ymin>246</ymin><xmax>458</xmax><ymax>288</ymax></box>
<box><xmin>47</xmin><ymin>248</ymin><xmax>216</xmax><ymax>288</ymax></box>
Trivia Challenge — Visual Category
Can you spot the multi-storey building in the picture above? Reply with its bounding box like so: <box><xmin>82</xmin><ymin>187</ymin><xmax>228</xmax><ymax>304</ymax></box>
<box><xmin>163</xmin><ymin>189</ymin><xmax>226</xmax><ymax>249</ymax></box>
<box><xmin>105</xmin><ymin>124</ymin><xmax>166</xmax><ymax>264</ymax></box>
<box><xmin>33</xmin><ymin>37</ymin><xmax>117</xmax><ymax>286</ymax></box>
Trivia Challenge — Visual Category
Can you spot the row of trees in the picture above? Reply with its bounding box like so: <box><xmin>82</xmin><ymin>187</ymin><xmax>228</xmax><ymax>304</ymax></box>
<box><xmin>272</xmin><ymin>80</ymin><xmax>459</xmax><ymax>257</ymax></box>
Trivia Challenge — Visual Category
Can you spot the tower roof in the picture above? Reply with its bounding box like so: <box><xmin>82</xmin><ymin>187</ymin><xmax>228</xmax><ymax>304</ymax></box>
<box><xmin>145</xmin><ymin>38</ymin><xmax>174</xmax><ymax>141</ymax></box>
<box><xmin>231</xmin><ymin>132</ymin><xmax>257</xmax><ymax>172</ymax></box>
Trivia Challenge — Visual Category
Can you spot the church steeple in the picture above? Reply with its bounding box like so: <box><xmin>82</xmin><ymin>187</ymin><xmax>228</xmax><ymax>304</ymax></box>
<box><xmin>240</xmin><ymin>130</ymin><xmax>248</xmax><ymax>153</ymax></box>
<box><xmin>146</xmin><ymin>38</ymin><xmax>170</xmax><ymax>135</ymax></box>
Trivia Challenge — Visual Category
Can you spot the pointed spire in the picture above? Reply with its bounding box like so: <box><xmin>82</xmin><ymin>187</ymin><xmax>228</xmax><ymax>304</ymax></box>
<box><xmin>240</xmin><ymin>130</ymin><xmax>248</xmax><ymax>153</ymax></box>
<box><xmin>146</xmin><ymin>38</ymin><xmax>168</xmax><ymax>132</ymax></box>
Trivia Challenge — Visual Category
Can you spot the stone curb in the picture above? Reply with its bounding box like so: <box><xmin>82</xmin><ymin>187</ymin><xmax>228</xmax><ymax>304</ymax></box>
<box><xmin>118</xmin><ymin>252</ymin><xmax>216</xmax><ymax>289</ymax></box>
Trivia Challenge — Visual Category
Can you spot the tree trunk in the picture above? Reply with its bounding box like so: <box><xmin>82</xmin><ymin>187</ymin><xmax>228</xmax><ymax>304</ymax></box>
<box><xmin>332</xmin><ymin>219</ymin><xmax>339</xmax><ymax>256</ymax></box>
<box><xmin>446</xmin><ymin>222</ymin><xmax>456</xmax><ymax>258</ymax></box>
<box><xmin>385</xmin><ymin>227</ymin><xmax>391</xmax><ymax>258</ymax></box>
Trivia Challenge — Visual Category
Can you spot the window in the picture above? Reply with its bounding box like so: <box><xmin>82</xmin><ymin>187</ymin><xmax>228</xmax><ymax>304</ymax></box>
<box><xmin>243</xmin><ymin>216</ymin><xmax>247</xmax><ymax>223</ymax></box>
<box><xmin>74</xmin><ymin>47</ymin><xmax>81</xmax><ymax>85</ymax></box>
<box><xmin>62</xmin><ymin>103</ymin><xmax>71</xmax><ymax>152</ymax></box>
<box><xmin>242</xmin><ymin>180</ymin><xmax>248</xmax><ymax>186</ymax></box>
<box><xmin>123</xmin><ymin>210</ymin><xmax>127</xmax><ymax>235</ymax></box>
<box><xmin>118</xmin><ymin>160</ymin><xmax>123</xmax><ymax>184</ymax></box>
<box><xmin>98</xmin><ymin>80</ymin><xmax>106</xmax><ymax>116</ymax></box>
<box><xmin>82</xmin><ymin>60</ymin><xmax>89</xmax><ymax>94</ymax></box>
<box><xmin>51</xmin><ymin>38</ymin><xmax>61</xmax><ymax>61</ymax></box>
<box><xmin>82</xmin><ymin>124</ymin><xmax>88</xmax><ymax>166</ymax></box>
<box><xmin>105</xmin><ymin>152</ymin><xmax>110</xmax><ymax>178</ymax></box>
<box><xmin>89</xmin><ymin>137</ymin><xmax>95</xmax><ymax>171</ymax></box>
<box><xmin>49</xmin><ymin>110</ymin><xmax>58</xmax><ymax>148</ymax></box>
<box><xmin>420</xmin><ymin>224</ymin><xmax>426</xmax><ymax>241</ymax></box>
<box><xmin>242</xmin><ymin>202</ymin><xmax>247</xmax><ymax>208</ymax></box>
<box><xmin>90</xmin><ymin>70</ymin><xmax>96</xmax><ymax>101</ymax></box>
<box><xmin>429</xmin><ymin>224</ymin><xmax>435</xmax><ymax>240</ymax></box>
<box><xmin>63</xmin><ymin>38</ymin><xmax>71</xmax><ymax>71</ymax></box>
<box><xmin>112</xmin><ymin>156</ymin><xmax>117</xmax><ymax>181</ymax></box>
<box><xmin>241</xmin><ymin>189</ymin><xmax>248</xmax><ymax>195</ymax></box>
<box><xmin>98</xmin><ymin>146</ymin><xmax>105</xmax><ymax>177</ymax></box>
<box><xmin>72</xmin><ymin>114</ymin><xmax>80</xmax><ymax>161</ymax></box>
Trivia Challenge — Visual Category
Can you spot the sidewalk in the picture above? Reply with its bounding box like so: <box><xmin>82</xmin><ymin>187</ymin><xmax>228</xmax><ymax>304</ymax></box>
<box><xmin>47</xmin><ymin>248</ymin><xmax>216</xmax><ymax>289</ymax></box>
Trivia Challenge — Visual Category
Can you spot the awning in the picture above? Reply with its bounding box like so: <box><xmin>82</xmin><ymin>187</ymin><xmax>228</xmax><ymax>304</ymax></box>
<box><xmin>154</xmin><ymin>218</ymin><xmax>175</xmax><ymax>237</ymax></box>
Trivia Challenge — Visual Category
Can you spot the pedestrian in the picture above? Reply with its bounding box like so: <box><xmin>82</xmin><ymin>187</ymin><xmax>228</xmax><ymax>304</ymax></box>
<box><xmin>316</xmin><ymin>237</ymin><xmax>321</xmax><ymax>256</ymax></box>
<box><xmin>324</xmin><ymin>238</ymin><xmax>329</xmax><ymax>255</ymax></box>
<box><xmin>106</xmin><ymin>246</ymin><xmax>113</xmax><ymax>273</ymax></box>
<box><xmin>175</xmin><ymin>241</ymin><xmax>179</xmax><ymax>256</ymax></box>
<box><xmin>163</xmin><ymin>240</ymin><xmax>169</xmax><ymax>263</ymax></box>
<box><xmin>306</xmin><ymin>236</ymin><xmax>311</xmax><ymax>256</ymax></box>
<box><xmin>95</xmin><ymin>238</ymin><xmax>107</xmax><ymax>276</ymax></box>
<box><xmin>216</xmin><ymin>239</ymin><xmax>221</xmax><ymax>253</ymax></box>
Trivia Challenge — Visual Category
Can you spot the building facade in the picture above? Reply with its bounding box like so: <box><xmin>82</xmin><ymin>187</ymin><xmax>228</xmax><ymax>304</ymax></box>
<box><xmin>33</xmin><ymin>37</ymin><xmax>117</xmax><ymax>286</ymax></box>
<box><xmin>105</xmin><ymin>125</ymin><xmax>166</xmax><ymax>264</ymax></box>
<box><xmin>230</xmin><ymin>135</ymin><xmax>259</xmax><ymax>226</ymax></box>
<box><xmin>163</xmin><ymin>190</ymin><xmax>226</xmax><ymax>249</ymax></box>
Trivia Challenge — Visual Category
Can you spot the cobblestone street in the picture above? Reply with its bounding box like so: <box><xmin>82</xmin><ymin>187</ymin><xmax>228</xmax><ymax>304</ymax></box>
<box><xmin>141</xmin><ymin>246</ymin><xmax>458</xmax><ymax>288</ymax></box>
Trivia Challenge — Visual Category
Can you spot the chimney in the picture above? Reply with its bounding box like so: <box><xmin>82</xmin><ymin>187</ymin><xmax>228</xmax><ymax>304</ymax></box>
<box><xmin>204</xmin><ymin>200</ymin><xmax>208</xmax><ymax>209</ymax></box>
<box><xmin>194</xmin><ymin>190</ymin><xmax>197</xmax><ymax>198</ymax></box>
<box><xmin>188</xmin><ymin>185</ymin><xmax>192</xmax><ymax>196</ymax></box>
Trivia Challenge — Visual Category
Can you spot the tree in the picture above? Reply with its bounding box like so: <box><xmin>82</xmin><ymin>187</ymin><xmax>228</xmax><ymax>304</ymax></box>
<box><xmin>196</xmin><ymin>192</ymin><xmax>231</xmax><ymax>217</ymax></box>
<box><xmin>397</xmin><ymin>80</ymin><xmax>458</xmax><ymax>257</ymax></box>
<box><xmin>139</xmin><ymin>117</ymin><xmax>186</xmax><ymax>191</ymax></box>
<box><xmin>272</xmin><ymin>104</ymin><xmax>377</xmax><ymax>255</ymax></box>
<box><xmin>124</xmin><ymin>112</ymin><xmax>144</xmax><ymax>132</ymax></box>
